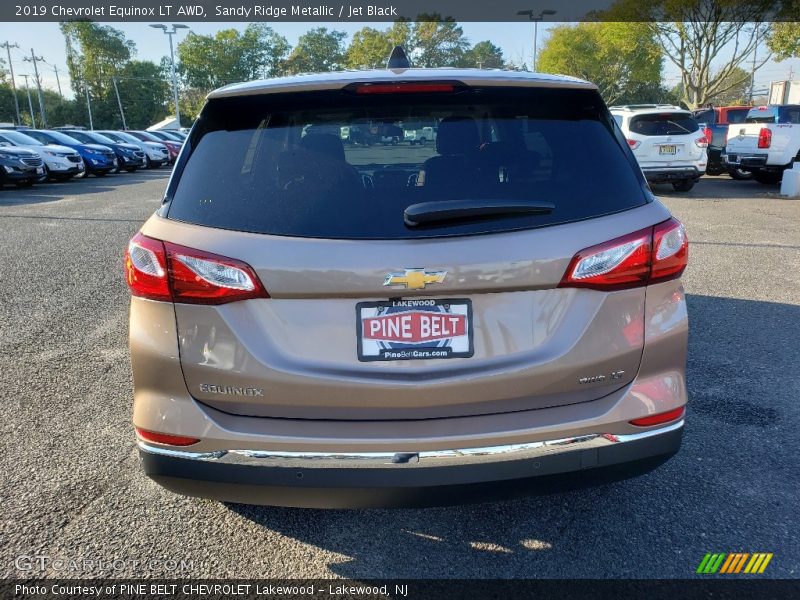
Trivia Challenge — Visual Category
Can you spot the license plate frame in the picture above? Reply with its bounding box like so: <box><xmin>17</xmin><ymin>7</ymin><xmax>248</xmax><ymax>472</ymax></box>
<box><xmin>356</xmin><ymin>298</ymin><xmax>474</xmax><ymax>362</ymax></box>
<box><xmin>659</xmin><ymin>145</ymin><xmax>678</xmax><ymax>156</ymax></box>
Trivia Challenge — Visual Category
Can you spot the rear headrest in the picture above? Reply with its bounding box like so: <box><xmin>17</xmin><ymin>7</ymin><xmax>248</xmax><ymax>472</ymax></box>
<box><xmin>299</xmin><ymin>133</ymin><xmax>346</xmax><ymax>162</ymax></box>
<box><xmin>436</xmin><ymin>117</ymin><xmax>480</xmax><ymax>155</ymax></box>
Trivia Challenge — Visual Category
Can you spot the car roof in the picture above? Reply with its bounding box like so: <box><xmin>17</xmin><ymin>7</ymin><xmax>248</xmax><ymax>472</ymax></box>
<box><xmin>207</xmin><ymin>68</ymin><xmax>596</xmax><ymax>99</ymax></box>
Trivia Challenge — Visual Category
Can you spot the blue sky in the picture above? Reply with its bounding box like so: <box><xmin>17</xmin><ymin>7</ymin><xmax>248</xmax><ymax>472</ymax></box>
<box><xmin>3</xmin><ymin>21</ymin><xmax>798</xmax><ymax>99</ymax></box>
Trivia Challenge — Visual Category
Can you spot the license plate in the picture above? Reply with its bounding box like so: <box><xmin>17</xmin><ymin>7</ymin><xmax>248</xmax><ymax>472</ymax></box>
<box><xmin>357</xmin><ymin>298</ymin><xmax>473</xmax><ymax>362</ymax></box>
<box><xmin>659</xmin><ymin>145</ymin><xmax>677</xmax><ymax>155</ymax></box>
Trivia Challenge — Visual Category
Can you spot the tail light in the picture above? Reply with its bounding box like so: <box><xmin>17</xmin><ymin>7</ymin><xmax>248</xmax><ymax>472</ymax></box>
<box><xmin>703</xmin><ymin>127</ymin><xmax>713</xmax><ymax>143</ymax></box>
<box><xmin>135</xmin><ymin>427</ymin><xmax>200</xmax><ymax>446</ymax></box>
<box><xmin>559</xmin><ymin>217</ymin><xmax>688</xmax><ymax>291</ymax></box>
<box><xmin>629</xmin><ymin>406</ymin><xmax>685</xmax><ymax>427</ymax></box>
<box><xmin>695</xmin><ymin>135</ymin><xmax>709</xmax><ymax>148</ymax></box>
<box><xmin>627</xmin><ymin>139</ymin><xmax>641</xmax><ymax>150</ymax></box>
<box><xmin>758</xmin><ymin>127</ymin><xmax>772</xmax><ymax>149</ymax></box>
<box><xmin>125</xmin><ymin>232</ymin><xmax>269</xmax><ymax>304</ymax></box>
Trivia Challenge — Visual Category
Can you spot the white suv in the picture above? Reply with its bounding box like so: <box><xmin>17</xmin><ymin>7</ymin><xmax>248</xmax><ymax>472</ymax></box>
<box><xmin>611</xmin><ymin>105</ymin><xmax>707</xmax><ymax>192</ymax></box>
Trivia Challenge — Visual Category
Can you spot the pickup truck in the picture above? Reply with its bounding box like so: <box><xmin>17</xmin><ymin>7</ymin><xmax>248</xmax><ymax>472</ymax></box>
<box><xmin>692</xmin><ymin>106</ymin><xmax>751</xmax><ymax>179</ymax></box>
<box><xmin>724</xmin><ymin>104</ymin><xmax>800</xmax><ymax>184</ymax></box>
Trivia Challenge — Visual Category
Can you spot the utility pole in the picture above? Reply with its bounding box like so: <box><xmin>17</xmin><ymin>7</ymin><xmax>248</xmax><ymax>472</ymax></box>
<box><xmin>84</xmin><ymin>86</ymin><xmax>93</xmax><ymax>130</ymax></box>
<box><xmin>517</xmin><ymin>8</ymin><xmax>557</xmax><ymax>72</ymax></box>
<box><xmin>53</xmin><ymin>64</ymin><xmax>62</xmax><ymax>97</ymax></box>
<box><xmin>112</xmin><ymin>76</ymin><xmax>127</xmax><ymax>129</ymax></box>
<box><xmin>150</xmin><ymin>24</ymin><xmax>189</xmax><ymax>127</ymax></box>
<box><xmin>23</xmin><ymin>49</ymin><xmax>46</xmax><ymax>127</ymax></box>
<box><xmin>1</xmin><ymin>41</ymin><xmax>21</xmax><ymax>124</ymax></box>
<box><xmin>749</xmin><ymin>29</ymin><xmax>760</xmax><ymax>104</ymax></box>
<box><xmin>20</xmin><ymin>74</ymin><xmax>36</xmax><ymax>128</ymax></box>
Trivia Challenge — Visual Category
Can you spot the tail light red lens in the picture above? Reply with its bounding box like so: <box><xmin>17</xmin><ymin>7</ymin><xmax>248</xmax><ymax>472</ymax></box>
<box><xmin>627</xmin><ymin>139</ymin><xmax>641</xmax><ymax>149</ymax></box>
<box><xmin>124</xmin><ymin>232</ymin><xmax>269</xmax><ymax>304</ymax></box>
<box><xmin>702</xmin><ymin>127</ymin><xmax>713</xmax><ymax>145</ymax></box>
<box><xmin>559</xmin><ymin>217</ymin><xmax>688</xmax><ymax>291</ymax></box>
<box><xmin>135</xmin><ymin>427</ymin><xmax>200</xmax><ymax>446</ymax></box>
<box><xmin>696</xmin><ymin>134</ymin><xmax>709</xmax><ymax>148</ymax></box>
<box><xmin>125</xmin><ymin>232</ymin><xmax>171</xmax><ymax>301</ymax></box>
<box><xmin>629</xmin><ymin>406</ymin><xmax>685</xmax><ymax>427</ymax></box>
<box><xmin>758</xmin><ymin>127</ymin><xmax>772</xmax><ymax>148</ymax></box>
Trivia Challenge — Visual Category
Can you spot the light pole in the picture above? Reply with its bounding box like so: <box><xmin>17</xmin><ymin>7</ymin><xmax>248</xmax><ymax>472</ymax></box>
<box><xmin>517</xmin><ymin>9</ymin><xmax>557</xmax><ymax>72</ymax></box>
<box><xmin>150</xmin><ymin>23</ymin><xmax>188</xmax><ymax>127</ymax></box>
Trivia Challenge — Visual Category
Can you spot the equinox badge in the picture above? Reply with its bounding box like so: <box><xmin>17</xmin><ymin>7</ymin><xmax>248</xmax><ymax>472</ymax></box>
<box><xmin>383</xmin><ymin>268</ymin><xmax>447</xmax><ymax>290</ymax></box>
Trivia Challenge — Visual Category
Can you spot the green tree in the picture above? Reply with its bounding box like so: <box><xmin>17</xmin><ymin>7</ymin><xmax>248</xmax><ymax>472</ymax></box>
<box><xmin>60</xmin><ymin>22</ymin><xmax>135</xmax><ymax>99</ymax></box>
<box><xmin>177</xmin><ymin>24</ymin><xmax>289</xmax><ymax>89</ymax></box>
<box><xmin>283</xmin><ymin>28</ymin><xmax>347</xmax><ymax>74</ymax></box>
<box><xmin>344</xmin><ymin>22</ymin><xmax>413</xmax><ymax>69</ymax></box>
<box><xmin>600</xmin><ymin>0</ymin><xmax>775</xmax><ymax>109</ymax></box>
<box><xmin>411</xmin><ymin>16</ymin><xmax>469</xmax><ymax>67</ymax></box>
<box><xmin>346</xmin><ymin>27</ymin><xmax>393</xmax><ymax>69</ymax></box>
<box><xmin>537</xmin><ymin>23</ymin><xmax>662</xmax><ymax>105</ymax></box>
<box><xmin>705</xmin><ymin>66</ymin><xmax>752</xmax><ymax>105</ymax></box>
<box><xmin>460</xmin><ymin>41</ymin><xmax>504</xmax><ymax>69</ymax></box>
<box><xmin>767</xmin><ymin>0</ymin><xmax>800</xmax><ymax>60</ymax></box>
<box><xmin>116</xmin><ymin>60</ymin><xmax>170</xmax><ymax>128</ymax></box>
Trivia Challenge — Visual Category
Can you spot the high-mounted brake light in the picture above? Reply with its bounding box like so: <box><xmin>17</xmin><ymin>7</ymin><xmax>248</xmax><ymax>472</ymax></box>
<box><xmin>135</xmin><ymin>427</ymin><xmax>200</xmax><ymax>446</ymax></box>
<box><xmin>629</xmin><ymin>406</ymin><xmax>685</xmax><ymax>427</ymax></box>
<box><xmin>124</xmin><ymin>233</ymin><xmax>269</xmax><ymax>304</ymax></box>
<box><xmin>355</xmin><ymin>83</ymin><xmax>455</xmax><ymax>94</ymax></box>
<box><xmin>558</xmin><ymin>217</ymin><xmax>688</xmax><ymax>291</ymax></box>
<box><xmin>758</xmin><ymin>127</ymin><xmax>772</xmax><ymax>149</ymax></box>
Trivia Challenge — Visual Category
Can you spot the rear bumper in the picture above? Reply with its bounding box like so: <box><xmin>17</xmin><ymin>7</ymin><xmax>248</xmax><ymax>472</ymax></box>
<box><xmin>723</xmin><ymin>153</ymin><xmax>768</xmax><ymax>169</ymax></box>
<box><xmin>641</xmin><ymin>166</ymin><xmax>702</xmax><ymax>183</ymax></box>
<box><xmin>139</xmin><ymin>420</ymin><xmax>683</xmax><ymax>508</ymax></box>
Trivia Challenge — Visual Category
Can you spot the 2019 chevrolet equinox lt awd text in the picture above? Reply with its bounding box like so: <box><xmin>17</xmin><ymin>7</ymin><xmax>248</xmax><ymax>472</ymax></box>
<box><xmin>126</xmin><ymin>49</ymin><xmax>689</xmax><ymax>508</ymax></box>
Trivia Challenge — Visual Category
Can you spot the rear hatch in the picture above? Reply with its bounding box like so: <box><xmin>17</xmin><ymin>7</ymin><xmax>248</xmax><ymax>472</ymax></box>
<box><xmin>628</xmin><ymin>111</ymin><xmax>703</xmax><ymax>167</ymax></box>
<box><xmin>152</xmin><ymin>83</ymin><xmax>659</xmax><ymax>420</ymax></box>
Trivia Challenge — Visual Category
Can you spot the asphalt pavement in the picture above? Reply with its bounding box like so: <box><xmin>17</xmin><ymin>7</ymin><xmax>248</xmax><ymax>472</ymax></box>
<box><xmin>0</xmin><ymin>172</ymin><xmax>798</xmax><ymax>579</ymax></box>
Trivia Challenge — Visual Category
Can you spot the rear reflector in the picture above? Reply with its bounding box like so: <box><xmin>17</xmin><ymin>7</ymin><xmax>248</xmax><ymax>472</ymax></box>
<box><xmin>135</xmin><ymin>427</ymin><xmax>200</xmax><ymax>446</ymax></box>
<box><xmin>559</xmin><ymin>217</ymin><xmax>688</xmax><ymax>291</ymax></box>
<box><xmin>629</xmin><ymin>406</ymin><xmax>685</xmax><ymax>427</ymax></box>
<box><xmin>124</xmin><ymin>232</ymin><xmax>269</xmax><ymax>304</ymax></box>
<box><xmin>355</xmin><ymin>83</ymin><xmax>455</xmax><ymax>94</ymax></box>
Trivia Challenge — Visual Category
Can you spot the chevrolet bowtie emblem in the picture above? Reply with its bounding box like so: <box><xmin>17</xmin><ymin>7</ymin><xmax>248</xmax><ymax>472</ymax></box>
<box><xmin>383</xmin><ymin>269</ymin><xmax>447</xmax><ymax>290</ymax></box>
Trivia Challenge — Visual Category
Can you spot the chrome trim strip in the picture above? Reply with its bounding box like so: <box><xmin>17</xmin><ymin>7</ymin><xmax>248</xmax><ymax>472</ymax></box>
<box><xmin>138</xmin><ymin>420</ymin><xmax>683</xmax><ymax>469</ymax></box>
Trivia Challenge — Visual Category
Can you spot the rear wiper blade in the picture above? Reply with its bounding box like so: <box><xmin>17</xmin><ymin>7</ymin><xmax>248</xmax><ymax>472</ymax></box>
<box><xmin>404</xmin><ymin>199</ymin><xmax>555</xmax><ymax>227</ymax></box>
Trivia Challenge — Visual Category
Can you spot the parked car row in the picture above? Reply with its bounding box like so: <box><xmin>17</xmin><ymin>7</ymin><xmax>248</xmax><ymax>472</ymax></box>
<box><xmin>609</xmin><ymin>102</ymin><xmax>799</xmax><ymax>192</ymax></box>
<box><xmin>0</xmin><ymin>126</ymin><xmax>187</xmax><ymax>188</ymax></box>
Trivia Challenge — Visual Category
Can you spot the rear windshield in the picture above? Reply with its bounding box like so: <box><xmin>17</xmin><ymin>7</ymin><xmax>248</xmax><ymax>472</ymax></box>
<box><xmin>166</xmin><ymin>86</ymin><xmax>648</xmax><ymax>239</ymax></box>
<box><xmin>725</xmin><ymin>108</ymin><xmax>749</xmax><ymax>124</ymax></box>
<box><xmin>629</xmin><ymin>113</ymin><xmax>699</xmax><ymax>136</ymax></box>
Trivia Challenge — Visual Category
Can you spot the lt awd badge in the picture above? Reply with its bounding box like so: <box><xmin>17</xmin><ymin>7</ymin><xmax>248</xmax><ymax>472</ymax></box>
<box><xmin>383</xmin><ymin>268</ymin><xmax>447</xmax><ymax>290</ymax></box>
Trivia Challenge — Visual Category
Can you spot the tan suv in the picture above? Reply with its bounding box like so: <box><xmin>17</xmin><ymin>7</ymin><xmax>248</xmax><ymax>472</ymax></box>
<box><xmin>126</xmin><ymin>49</ymin><xmax>689</xmax><ymax>508</ymax></box>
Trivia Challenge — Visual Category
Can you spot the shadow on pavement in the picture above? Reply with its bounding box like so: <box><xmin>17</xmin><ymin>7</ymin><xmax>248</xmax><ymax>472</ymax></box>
<box><xmin>0</xmin><ymin>169</ymin><xmax>171</xmax><ymax>206</ymax></box>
